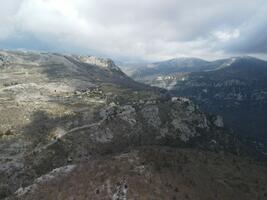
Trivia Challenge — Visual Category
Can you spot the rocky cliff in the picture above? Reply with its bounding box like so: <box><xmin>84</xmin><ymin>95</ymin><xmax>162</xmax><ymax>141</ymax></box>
<box><xmin>127</xmin><ymin>56</ymin><xmax>267</xmax><ymax>155</ymax></box>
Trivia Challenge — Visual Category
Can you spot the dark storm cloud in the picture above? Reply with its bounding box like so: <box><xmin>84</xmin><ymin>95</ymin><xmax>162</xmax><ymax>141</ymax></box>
<box><xmin>0</xmin><ymin>0</ymin><xmax>266</xmax><ymax>60</ymax></box>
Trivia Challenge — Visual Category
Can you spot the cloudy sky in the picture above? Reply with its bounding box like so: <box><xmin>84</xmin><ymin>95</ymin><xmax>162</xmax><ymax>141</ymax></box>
<box><xmin>0</xmin><ymin>0</ymin><xmax>267</xmax><ymax>61</ymax></box>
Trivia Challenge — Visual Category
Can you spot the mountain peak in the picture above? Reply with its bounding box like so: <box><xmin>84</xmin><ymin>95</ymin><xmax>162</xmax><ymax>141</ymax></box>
<box><xmin>229</xmin><ymin>56</ymin><xmax>265</xmax><ymax>63</ymax></box>
<box><xmin>73</xmin><ymin>55</ymin><xmax>121</xmax><ymax>71</ymax></box>
<box><xmin>161</xmin><ymin>57</ymin><xmax>208</xmax><ymax>65</ymax></box>
<box><xmin>172</xmin><ymin>57</ymin><xmax>207</xmax><ymax>61</ymax></box>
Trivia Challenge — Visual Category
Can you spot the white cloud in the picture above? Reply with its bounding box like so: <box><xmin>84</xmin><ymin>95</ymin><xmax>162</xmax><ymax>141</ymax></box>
<box><xmin>0</xmin><ymin>0</ymin><xmax>266</xmax><ymax>61</ymax></box>
<box><xmin>213</xmin><ymin>29</ymin><xmax>240</xmax><ymax>42</ymax></box>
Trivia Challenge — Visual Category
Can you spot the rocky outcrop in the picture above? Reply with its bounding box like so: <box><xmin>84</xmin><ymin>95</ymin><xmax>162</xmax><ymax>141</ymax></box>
<box><xmin>75</xmin><ymin>55</ymin><xmax>121</xmax><ymax>71</ymax></box>
<box><xmin>213</xmin><ymin>115</ymin><xmax>224</xmax><ymax>128</ymax></box>
<box><xmin>141</xmin><ymin>105</ymin><xmax>161</xmax><ymax>128</ymax></box>
<box><xmin>129</xmin><ymin>56</ymin><xmax>267</xmax><ymax>154</ymax></box>
<box><xmin>15</xmin><ymin>165</ymin><xmax>76</xmax><ymax>198</ymax></box>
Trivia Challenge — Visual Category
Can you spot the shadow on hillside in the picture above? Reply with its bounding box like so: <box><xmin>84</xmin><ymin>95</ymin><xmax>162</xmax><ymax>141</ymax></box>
<box><xmin>22</xmin><ymin>110</ymin><xmax>84</xmax><ymax>145</ymax></box>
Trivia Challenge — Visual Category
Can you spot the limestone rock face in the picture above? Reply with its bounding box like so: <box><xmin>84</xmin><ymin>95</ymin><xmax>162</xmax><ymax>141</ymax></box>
<box><xmin>213</xmin><ymin>115</ymin><xmax>224</xmax><ymax>128</ymax></box>
<box><xmin>171</xmin><ymin>118</ymin><xmax>197</xmax><ymax>142</ymax></box>
<box><xmin>97</xmin><ymin>98</ymin><xmax>213</xmax><ymax>145</ymax></box>
<box><xmin>141</xmin><ymin>105</ymin><xmax>161</xmax><ymax>128</ymax></box>
<box><xmin>99</xmin><ymin>105</ymin><xmax>136</xmax><ymax>126</ymax></box>
<box><xmin>117</xmin><ymin>105</ymin><xmax>137</xmax><ymax>126</ymax></box>
<box><xmin>75</xmin><ymin>55</ymin><xmax>120</xmax><ymax>70</ymax></box>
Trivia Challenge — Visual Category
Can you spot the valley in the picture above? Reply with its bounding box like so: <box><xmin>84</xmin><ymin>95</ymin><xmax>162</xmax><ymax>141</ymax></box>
<box><xmin>127</xmin><ymin>56</ymin><xmax>267</xmax><ymax>154</ymax></box>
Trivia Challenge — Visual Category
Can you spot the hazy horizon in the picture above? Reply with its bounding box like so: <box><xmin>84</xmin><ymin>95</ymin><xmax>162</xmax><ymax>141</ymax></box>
<box><xmin>1</xmin><ymin>48</ymin><xmax>267</xmax><ymax>64</ymax></box>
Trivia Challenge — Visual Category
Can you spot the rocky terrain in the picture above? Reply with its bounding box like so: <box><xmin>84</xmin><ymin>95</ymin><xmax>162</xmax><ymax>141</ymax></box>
<box><xmin>0</xmin><ymin>51</ymin><xmax>266</xmax><ymax>199</ymax></box>
<box><xmin>13</xmin><ymin>147</ymin><xmax>267</xmax><ymax>200</ymax></box>
<box><xmin>128</xmin><ymin>56</ymin><xmax>267</xmax><ymax>154</ymax></box>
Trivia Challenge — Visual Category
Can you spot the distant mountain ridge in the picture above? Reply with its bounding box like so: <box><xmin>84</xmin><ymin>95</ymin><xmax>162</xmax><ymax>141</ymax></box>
<box><xmin>128</xmin><ymin>56</ymin><xmax>267</xmax><ymax>153</ymax></box>
<box><xmin>130</xmin><ymin>56</ymin><xmax>267</xmax><ymax>81</ymax></box>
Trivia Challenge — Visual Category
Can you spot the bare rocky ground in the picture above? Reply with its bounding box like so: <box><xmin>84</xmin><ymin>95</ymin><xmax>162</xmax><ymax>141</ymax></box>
<box><xmin>11</xmin><ymin>147</ymin><xmax>267</xmax><ymax>200</ymax></box>
<box><xmin>0</xmin><ymin>50</ymin><xmax>266</xmax><ymax>199</ymax></box>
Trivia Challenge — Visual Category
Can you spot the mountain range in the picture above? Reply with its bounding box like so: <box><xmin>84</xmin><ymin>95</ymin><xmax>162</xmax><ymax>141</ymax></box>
<box><xmin>0</xmin><ymin>50</ymin><xmax>267</xmax><ymax>199</ymax></box>
<box><xmin>126</xmin><ymin>56</ymin><xmax>267</xmax><ymax>154</ymax></box>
